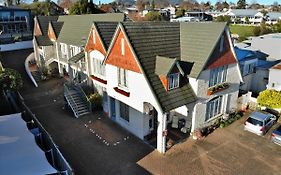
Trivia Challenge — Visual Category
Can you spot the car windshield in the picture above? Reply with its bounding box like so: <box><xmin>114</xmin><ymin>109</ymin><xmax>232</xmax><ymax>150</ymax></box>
<box><xmin>247</xmin><ymin>117</ymin><xmax>263</xmax><ymax>126</ymax></box>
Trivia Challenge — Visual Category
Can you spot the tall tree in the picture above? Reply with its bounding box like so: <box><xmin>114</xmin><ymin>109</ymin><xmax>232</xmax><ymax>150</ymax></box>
<box><xmin>237</xmin><ymin>0</ymin><xmax>246</xmax><ymax>9</ymax></box>
<box><xmin>272</xmin><ymin>1</ymin><xmax>280</xmax><ymax>12</ymax></box>
<box><xmin>136</xmin><ymin>0</ymin><xmax>145</xmax><ymax>12</ymax></box>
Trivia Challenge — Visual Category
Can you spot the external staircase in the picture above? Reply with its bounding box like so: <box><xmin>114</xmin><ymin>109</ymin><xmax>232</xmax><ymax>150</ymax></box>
<box><xmin>64</xmin><ymin>83</ymin><xmax>91</xmax><ymax>118</ymax></box>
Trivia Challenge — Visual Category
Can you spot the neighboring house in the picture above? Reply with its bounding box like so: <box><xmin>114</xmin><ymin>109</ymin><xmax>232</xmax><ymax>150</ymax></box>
<box><xmin>224</xmin><ymin>9</ymin><xmax>263</xmax><ymax>24</ymax></box>
<box><xmin>244</xmin><ymin>33</ymin><xmax>281</xmax><ymax>61</ymax></box>
<box><xmin>85</xmin><ymin>22</ymin><xmax>241</xmax><ymax>153</ymax></box>
<box><xmin>266</xmin><ymin>12</ymin><xmax>281</xmax><ymax>25</ymax></box>
<box><xmin>185</xmin><ymin>11</ymin><xmax>213</xmax><ymax>21</ymax></box>
<box><xmin>49</xmin><ymin>1</ymin><xmax>65</xmax><ymax>16</ymax></box>
<box><xmin>33</xmin><ymin>14</ymin><xmax>126</xmax><ymax>81</ymax></box>
<box><xmin>268</xmin><ymin>63</ymin><xmax>281</xmax><ymax>91</ymax></box>
<box><xmin>235</xmin><ymin>44</ymin><xmax>281</xmax><ymax>94</ymax></box>
<box><xmin>0</xmin><ymin>5</ymin><xmax>32</xmax><ymax>44</ymax></box>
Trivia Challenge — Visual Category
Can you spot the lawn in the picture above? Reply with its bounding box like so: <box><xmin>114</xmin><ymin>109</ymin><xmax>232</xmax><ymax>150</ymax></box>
<box><xmin>229</xmin><ymin>24</ymin><xmax>256</xmax><ymax>41</ymax></box>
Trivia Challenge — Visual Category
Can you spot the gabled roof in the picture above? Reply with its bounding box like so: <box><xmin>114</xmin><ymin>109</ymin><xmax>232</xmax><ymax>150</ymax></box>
<box><xmin>69</xmin><ymin>51</ymin><xmax>85</xmax><ymax>64</ymax></box>
<box><xmin>35</xmin><ymin>35</ymin><xmax>53</xmax><ymax>46</ymax></box>
<box><xmin>180</xmin><ymin>22</ymin><xmax>227</xmax><ymax>78</ymax></box>
<box><xmin>120</xmin><ymin>22</ymin><xmax>197</xmax><ymax>112</ymax></box>
<box><xmin>94</xmin><ymin>22</ymin><xmax>119</xmax><ymax>50</ymax></box>
<box><xmin>35</xmin><ymin>16</ymin><xmax>58</xmax><ymax>46</ymax></box>
<box><xmin>57</xmin><ymin>13</ymin><xmax>125</xmax><ymax>46</ymax></box>
<box><xmin>228</xmin><ymin>9</ymin><xmax>258</xmax><ymax>16</ymax></box>
<box><xmin>50</xmin><ymin>21</ymin><xmax>64</xmax><ymax>38</ymax></box>
<box><xmin>267</xmin><ymin>12</ymin><xmax>281</xmax><ymax>20</ymax></box>
<box><xmin>155</xmin><ymin>56</ymin><xmax>178</xmax><ymax>76</ymax></box>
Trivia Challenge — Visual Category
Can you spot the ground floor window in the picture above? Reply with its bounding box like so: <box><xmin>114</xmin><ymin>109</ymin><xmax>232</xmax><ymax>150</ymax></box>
<box><xmin>120</xmin><ymin>101</ymin><xmax>129</xmax><ymax>122</ymax></box>
<box><xmin>205</xmin><ymin>96</ymin><xmax>223</xmax><ymax>121</ymax></box>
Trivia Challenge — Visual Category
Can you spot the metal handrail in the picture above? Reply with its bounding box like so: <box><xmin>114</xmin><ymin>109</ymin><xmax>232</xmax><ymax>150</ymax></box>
<box><xmin>74</xmin><ymin>84</ymin><xmax>92</xmax><ymax>111</ymax></box>
<box><xmin>64</xmin><ymin>84</ymin><xmax>80</xmax><ymax>118</ymax></box>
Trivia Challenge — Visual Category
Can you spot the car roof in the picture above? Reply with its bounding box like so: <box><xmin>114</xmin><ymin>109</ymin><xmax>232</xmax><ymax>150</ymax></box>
<box><xmin>249</xmin><ymin>111</ymin><xmax>272</xmax><ymax>121</ymax></box>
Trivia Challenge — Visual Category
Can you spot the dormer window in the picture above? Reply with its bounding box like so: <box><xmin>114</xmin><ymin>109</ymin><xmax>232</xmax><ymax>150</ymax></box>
<box><xmin>168</xmin><ymin>73</ymin><xmax>180</xmax><ymax>90</ymax></box>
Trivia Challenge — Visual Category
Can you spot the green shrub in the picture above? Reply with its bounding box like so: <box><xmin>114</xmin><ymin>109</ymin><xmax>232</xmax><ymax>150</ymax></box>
<box><xmin>257</xmin><ymin>90</ymin><xmax>281</xmax><ymax>109</ymax></box>
<box><xmin>88</xmin><ymin>92</ymin><xmax>102</xmax><ymax>109</ymax></box>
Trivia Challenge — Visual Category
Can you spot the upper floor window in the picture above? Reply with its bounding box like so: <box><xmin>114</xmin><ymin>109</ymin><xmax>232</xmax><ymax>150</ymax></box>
<box><xmin>60</xmin><ymin>43</ymin><xmax>67</xmax><ymax>58</ymax></box>
<box><xmin>93</xmin><ymin>59</ymin><xmax>105</xmax><ymax>77</ymax></box>
<box><xmin>118</xmin><ymin>68</ymin><xmax>128</xmax><ymax>88</ymax></box>
<box><xmin>121</xmin><ymin>38</ymin><xmax>125</xmax><ymax>56</ymax></box>
<box><xmin>69</xmin><ymin>45</ymin><xmax>80</xmax><ymax>58</ymax></box>
<box><xmin>209</xmin><ymin>65</ymin><xmax>227</xmax><ymax>87</ymax></box>
<box><xmin>168</xmin><ymin>73</ymin><xmax>180</xmax><ymax>90</ymax></box>
<box><xmin>219</xmin><ymin>35</ymin><xmax>224</xmax><ymax>53</ymax></box>
<box><xmin>205</xmin><ymin>96</ymin><xmax>223</xmax><ymax>121</ymax></box>
<box><xmin>242</xmin><ymin>63</ymin><xmax>255</xmax><ymax>76</ymax></box>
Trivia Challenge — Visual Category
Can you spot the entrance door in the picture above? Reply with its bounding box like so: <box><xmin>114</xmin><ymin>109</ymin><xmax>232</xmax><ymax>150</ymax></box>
<box><xmin>110</xmin><ymin>97</ymin><xmax>116</xmax><ymax>121</ymax></box>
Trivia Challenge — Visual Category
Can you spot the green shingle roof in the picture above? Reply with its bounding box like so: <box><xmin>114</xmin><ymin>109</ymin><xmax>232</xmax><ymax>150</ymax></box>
<box><xmin>57</xmin><ymin>13</ymin><xmax>125</xmax><ymax>46</ymax></box>
<box><xmin>121</xmin><ymin>22</ymin><xmax>197</xmax><ymax>112</ymax></box>
<box><xmin>50</xmin><ymin>21</ymin><xmax>64</xmax><ymax>38</ymax></box>
<box><xmin>155</xmin><ymin>56</ymin><xmax>177</xmax><ymax>76</ymax></box>
<box><xmin>94</xmin><ymin>22</ymin><xmax>119</xmax><ymax>50</ymax></box>
<box><xmin>35</xmin><ymin>16</ymin><xmax>58</xmax><ymax>46</ymax></box>
<box><xmin>180</xmin><ymin>22</ymin><xmax>227</xmax><ymax>78</ymax></box>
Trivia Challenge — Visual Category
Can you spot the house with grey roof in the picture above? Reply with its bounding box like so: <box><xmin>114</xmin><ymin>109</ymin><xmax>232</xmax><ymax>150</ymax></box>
<box><xmin>224</xmin><ymin>9</ymin><xmax>263</xmax><ymax>24</ymax></box>
<box><xmin>91</xmin><ymin>21</ymin><xmax>242</xmax><ymax>153</ymax></box>
<box><xmin>266</xmin><ymin>12</ymin><xmax>281</xmax><ymax>24</ymax></box>
<box><xmin>33</xmin><ymin>13</ymin><xmax>126</xmax><ymax>81</ymax></box>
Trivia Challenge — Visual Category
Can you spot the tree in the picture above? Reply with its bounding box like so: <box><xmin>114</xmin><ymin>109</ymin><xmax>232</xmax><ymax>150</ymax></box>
<box><xmin>216</xmin><ymin>15</ymin><xmax>231</xmax><ymax>24</ymax></box>
<box><xmin>253</xmin><ymin>26</ymin><xmax>261</xmax><ymax>36</ymax></box>
<box><xmin>272</xmin><ymin>1</ymin><xmax>280</xmax><ymax>12</ymax></box>
<box><xmin>69</xmin><ymin>0</ymin><xmax>104</xmax><ymax>15</ymax></box>
<box><xmin>237</xmin><ymin>0</ymin><xmax>246</xmax><ymax>9</ymax></box>
<box><xmin>0</xmin><ymin>68</ymin><xmax>23</xmax><ymax>91</ymax></box>
<box><xmin>245</xmin><ymin>16</ymin><xmax>250</xmax><ymax>24</ymax></box>
<box><xmin>176</xmin><ymin>8</ymin><xmax>185</xmax><ymax>18</ymax></box>
<box><xmin>257</xmin><ymin>90</ymin><xmax>281</xmax><ymax>109</ymax></box>
<box><xmin>59</xmin><ymin>0</ymin><xmax>73</xmax><ymax>9</ymax></box>
<box><xmin>215</xmin><ymin>0</ymin><xmax>224</xmax><ymax>11</ymax></box>
<box><xmin>136</xmin><ymin>0</ymin><xmax>145</xmax><ymax>12</ymax></box>
<box><xmin>145</xmin><ymin>11</ymin><xmax>161</xmax><ymax>21</ymax></box>
<box><xmin>222</xmin><ymin>1</ymin><xmax>229</xmax><ymax>9</ymax></box>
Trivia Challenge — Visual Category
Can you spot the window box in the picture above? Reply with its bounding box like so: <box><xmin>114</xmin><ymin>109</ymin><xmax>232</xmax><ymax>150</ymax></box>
<box><xmin>114</xmin><ymin>87</ymin><xmax>130</xmax><ymax>97</ymax></box>
<box><xmin>90</xmin><ymin>75</ymin><xmax>107</xmax><ymax>85</ymax></box>
<box><xmin>207</xmin><ymin>82</ymin><xmax>229</xmax><ymax>96</ymax></box>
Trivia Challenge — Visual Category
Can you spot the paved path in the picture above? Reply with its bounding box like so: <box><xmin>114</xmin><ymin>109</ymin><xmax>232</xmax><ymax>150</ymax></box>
<box><xmin>138</xmin><ymin>112</ymin><xmax>281</xmax><ymax>175</ymax></box>
<box><xmin>1</xmin><ymin>49</ymin><xmax>153</xmax><ymax>175</ymax></box>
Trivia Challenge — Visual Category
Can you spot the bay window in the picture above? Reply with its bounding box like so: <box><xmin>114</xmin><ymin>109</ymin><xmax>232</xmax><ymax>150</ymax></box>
<box><xmin>205</xmin><ymin>96</ymin><xmax>223</xmax><ymax>121</ymax></box>
<box><xmin>209</xmin><ymin>65</ymin><xmax>227</xmax><ymax>87</ymax></box>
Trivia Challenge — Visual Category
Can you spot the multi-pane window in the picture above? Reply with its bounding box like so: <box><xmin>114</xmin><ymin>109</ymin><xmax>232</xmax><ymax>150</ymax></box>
<box><xmin>205</xmin><ymin>96</ymin><xmax>223</xmax><ymax>121</ymax></box>
<box><xmin>60</xmin><ymin>43</ymin><xmax>67</xmax><ymax>59</ymax></box>
<box><xmin>209</xmin><ymin>65</ymin><xmax>227</xmax><ymax>87</ymax></box>
<box><xmin>120</xmin><ymin>101</ymin><xmax>129</xmax><ymax>122</ymax></box>
<box><xmin>118</xmin><ymin>68</ymin><xmax>128</xmax><ymax>88</ymax></box>
<box><xmin>69</xmin><ymin>46</ymin><xmax>80</xmax><ymax>58</ymax></box>
<box><xmin>168</xmin><ymin>73</ymin><xmax>180</xmax><ymax>90</ymax></box>
<box><xmin>93</xmin><ymin>59</ymin><xmax>105</xmax><ymax>77</ymax></box>
<box><xmin>242</xmin><ymin>63</ymin><xmax>255</xmax><ymax>76</ymax></box>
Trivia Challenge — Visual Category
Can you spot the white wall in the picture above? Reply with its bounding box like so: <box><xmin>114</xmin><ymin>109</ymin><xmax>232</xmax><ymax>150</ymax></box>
<box><xmin>191</xmin><ymin>63</ymin><xmax>241</xmax><ymax>131</ymax></box>
<box><xmin>268</xmin><ymin>68</ymin><xmax>281</xmax><ymax>91</ymax></box>
<box><xmin>251</xmin><ymin>68</ymin><xmax>268</xmax><ymax>93</ymax></box>
<box><xmin>0</xmin><ymin>40</ymin><xmax>33</xmax><ymax>51</ymax></box>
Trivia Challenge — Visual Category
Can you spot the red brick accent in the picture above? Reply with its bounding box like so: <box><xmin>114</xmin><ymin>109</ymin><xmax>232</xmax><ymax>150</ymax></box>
<box><xmin>159</xmin><ymin>75</ymin><xmax>168</xmax><ymax>91</ymax></box>
<box><xmin>90</xmin><ymin>75</ymin><xmax>107</xmax><ymax>84</ymax></box>
<box><xmin>48</xmin><ymin>24</ymin><xmax>57</xmax><ymax>41</ymax></box>
<box><xmin>85</xmin><ymin>28</ymin><xmax>106</xmax><ymax>55</ymax></box>
<box><xmin>106</xmin><ymin>29</ymin><xmax>141</xmax><ymax>74</ymax></box>
<box><xmin>114</xmin><ymin>87</ymin><xmax>130</xmax><ymax>97</ymax></box>
<box><xmin>207</xmin><ymin>32</ymin><xmax>237</xmax><ymax>70</ymax></box>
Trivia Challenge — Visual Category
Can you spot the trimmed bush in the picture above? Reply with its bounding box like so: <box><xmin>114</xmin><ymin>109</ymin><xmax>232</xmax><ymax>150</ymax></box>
<box><xmin>257</xmin><ymin>90</ymin><xmax>281</xmax><ymax>109</ymax></box>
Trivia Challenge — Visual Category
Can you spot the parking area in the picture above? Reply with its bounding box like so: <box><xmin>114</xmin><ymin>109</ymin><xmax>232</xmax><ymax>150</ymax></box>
<box><xmin>138</xmin><ymin>111</ymin><xmax>281</xmax><ymax>175</ymax></box>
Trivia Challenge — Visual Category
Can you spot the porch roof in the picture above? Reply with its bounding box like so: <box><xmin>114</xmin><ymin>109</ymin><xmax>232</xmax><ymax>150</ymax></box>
<box><xmin>69</xmin><ymin>51</ymin><xmax>85</xmax><ymax>64</ymax></box>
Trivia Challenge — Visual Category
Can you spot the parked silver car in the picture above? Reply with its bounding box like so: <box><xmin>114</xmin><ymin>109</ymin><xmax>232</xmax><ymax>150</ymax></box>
<box><xmin>244</xmin><ymin>111</ymin><xmax>276</xmax><ymax>136</ymax></box>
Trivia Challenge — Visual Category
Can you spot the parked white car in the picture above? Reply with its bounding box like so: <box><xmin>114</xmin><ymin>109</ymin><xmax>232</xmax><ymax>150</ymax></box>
<box><xmin>244</xmin><ymin>111</ymin><xmax>276</xmax><ymax>136</ymax></box>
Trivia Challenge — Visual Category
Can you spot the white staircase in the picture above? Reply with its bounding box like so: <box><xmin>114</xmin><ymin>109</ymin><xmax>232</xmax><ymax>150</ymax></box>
<box><xmin>64</xmin><ymin>84</ymin><xmax>90</xmax><ymax>118</ymax></box>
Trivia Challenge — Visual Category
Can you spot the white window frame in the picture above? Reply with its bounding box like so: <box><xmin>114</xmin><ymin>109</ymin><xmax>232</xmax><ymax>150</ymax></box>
<box><xmin>60</xmin><ymin>43</ymin><xmax>67</xmax><ymax>59</ymax></box>
<box><xmin>93</xmin><ymin>58</ymin><xmax>105</xmax><ymax>78</ymax></box>
<box><xmin>209</xmin><ymin>65</ymin><xmax>227</xmax><ymax>87</ymax></box>
<box><xmin>205</xmin><ymin>96</ymin><xmax>223</xmax><ymax>121</ymax></box>
<box><xmin>118</xmin><ymin>68</ymin><xmax>128</xmax><ymax>88</ymax></box>
<box><xmin>121</xmin><ymin>38</ymin><xmax>125</xmax><ymax>56</ymax></box>
<box><xmin>168</xmin><ymin>73</ymin><xmax>180</xmax><ymax>90</ymax></box>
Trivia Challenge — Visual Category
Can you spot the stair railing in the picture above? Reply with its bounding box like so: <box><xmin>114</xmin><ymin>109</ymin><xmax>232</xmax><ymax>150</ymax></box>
<box><xmin>74</xmin><ymin>84</ymin><xmax>92</xmax><ymax>112</ymax></box>
<box><xmin>63</xmin><ymin>83</ymin><xmax>80</xmax><ymax>118</ymax></box>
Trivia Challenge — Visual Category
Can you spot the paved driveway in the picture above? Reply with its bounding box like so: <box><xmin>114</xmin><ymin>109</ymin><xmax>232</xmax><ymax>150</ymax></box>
<box><xmin>138</xmin><ymin>111</ymin><xmax>281</xmax><ymax>175</ymax></box>
<box><xmin>1</xmin><ymin>50</ymin><xmax>153</xmax><ymax>175</ymax></box>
